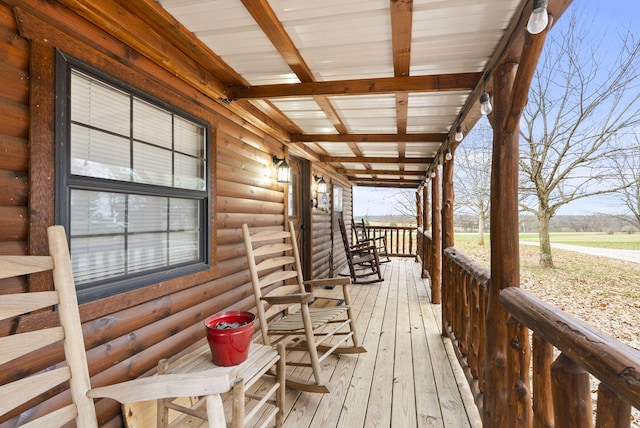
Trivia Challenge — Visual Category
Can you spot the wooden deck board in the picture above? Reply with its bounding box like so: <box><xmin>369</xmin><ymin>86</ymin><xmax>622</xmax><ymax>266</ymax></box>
<box><xmin>283</xmin><ymin>259</ymin><xmax>481</xmax><ymax>428</ymax></box>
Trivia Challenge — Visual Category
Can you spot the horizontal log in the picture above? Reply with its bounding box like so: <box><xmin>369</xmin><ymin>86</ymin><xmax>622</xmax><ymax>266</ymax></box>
<box><xmin>216</xmin><ymin>212</ymin><xmax>284</xmax><ymax>230</ymax></box>
<box><xmin>500</xmin><ymin>287</ymin><xmax>640</xmax><ymax>410</ymax></box>
<box><xmin>216</xmin><ymin>178</ymin><xmax>283</xmax><ymax>203</ymax></box>
<box><xmin>217</xmin><ymin>195</ymin><xmax>283</xmax><ymax>216</ymax></box>
<box><xmin>0</xmin><ymin>134</ymin><xmax>28</xmax><ymax>171</ymax></box>
<box><xmin>0</xmin><ymin>169</ymin><xmax>28</xmax><ymax>206</ymax></box>
<box><xmin>0</xmin><ymin>206</ymin><xmax>27</xmax><ymax>242</ymax></box>
<box><xmin>216</xmin><ymin>163</ymin><xmax>281</xmax><ymax>192</ymax></box>
<box><xmin>0</xmin><ymin>98</ymin><xmax>28</xmax><ymax>138</ymax></box>
<box><xmin>0</xmin><ymin>61</ymin><xmax>28</xmax><ymax>104</ymax></box>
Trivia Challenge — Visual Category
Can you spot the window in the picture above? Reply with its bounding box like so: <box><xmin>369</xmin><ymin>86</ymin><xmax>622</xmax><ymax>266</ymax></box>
<box><xmin>56</xmin><ymin>53</ymin><xmax>210</xmax><ymax>302</ymax></box>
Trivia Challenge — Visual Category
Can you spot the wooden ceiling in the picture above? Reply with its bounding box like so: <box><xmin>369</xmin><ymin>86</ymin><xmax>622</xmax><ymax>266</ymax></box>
<box><xmin>56</xmin><ymin>0</ymin><xmax>572</xmax><ymax>188</ymax></box>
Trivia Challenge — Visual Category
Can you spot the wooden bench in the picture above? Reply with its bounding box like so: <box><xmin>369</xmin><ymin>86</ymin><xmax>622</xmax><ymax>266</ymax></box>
<box><xmin>124</xmin><ymin>343</ymin><xmax>285</xmax><ymax>428</ymax></box>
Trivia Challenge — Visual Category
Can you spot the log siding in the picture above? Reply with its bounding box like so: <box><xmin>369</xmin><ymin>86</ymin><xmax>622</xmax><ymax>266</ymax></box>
<box><xmin>0</xmin><ymin>2</ymin><xmax>350</xmax><ymax>426</ymax></box>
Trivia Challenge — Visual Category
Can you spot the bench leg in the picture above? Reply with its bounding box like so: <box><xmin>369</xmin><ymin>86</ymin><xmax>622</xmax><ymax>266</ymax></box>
<box><xmin>232</xmin><ymin>378</ymin><xmax>245</xmax><ymax>428</ymax></box>
<box><xmin>205</xmin><ymin>394</ymin><xmax>227</xmax><ymax>428</ymax></box>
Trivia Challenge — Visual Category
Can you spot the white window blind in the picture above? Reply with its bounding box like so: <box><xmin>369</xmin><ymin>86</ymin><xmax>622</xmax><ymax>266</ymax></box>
<box><xmin>64</xmin><ymin>69</ymin><xmax>208</xmax><ymax>293</ymax></box>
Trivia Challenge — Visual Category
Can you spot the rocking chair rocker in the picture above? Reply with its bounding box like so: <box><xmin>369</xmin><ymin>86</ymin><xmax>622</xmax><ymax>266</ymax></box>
<box><xmin>242</xmin><ymin>221</ymin><xmax>366</xmax><ymax>393</ymax></box>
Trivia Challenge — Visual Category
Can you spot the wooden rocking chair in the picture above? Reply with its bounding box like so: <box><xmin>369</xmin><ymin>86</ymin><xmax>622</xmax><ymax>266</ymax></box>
<box><xmin>352</xmin><ymin>218</ymin><xmax>390</xmax><ymax>263</ymax></box>
<box><xmin>0</xmin><ymin>226</ymin><xmax>282</xmax><ymax>428</ymax></box>
<box><xmin>338</xmin><ymin>218</ymin><xmax>384</xmax><ymax>284</ymax></box>
<box><xmin>242</xmin><ymin>221</ymin><xmax>366</xmax><ymax>394</ymax></box>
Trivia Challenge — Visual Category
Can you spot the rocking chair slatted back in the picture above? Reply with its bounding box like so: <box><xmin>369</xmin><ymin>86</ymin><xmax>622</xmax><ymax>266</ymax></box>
<box><xmin>242</xmin><ymin>221</ymin><xmax>366</xmax><ymax>393</ymax></box>
<box><xmin>0</xmin><ymin>226</ymin><xmax>99</xmax><ymax>427</ymax></box>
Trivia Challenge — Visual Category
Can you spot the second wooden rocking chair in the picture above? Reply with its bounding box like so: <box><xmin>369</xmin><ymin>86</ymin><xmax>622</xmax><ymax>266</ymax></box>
<box><xmin>338</xmin><ymin>218</ymin><xmax>384</xmax><ymax>284</ymax></box>
<box><xmin>242</xmin><ymin>221</ymin><xmax>366</xmax><ymax>393</ymax></box>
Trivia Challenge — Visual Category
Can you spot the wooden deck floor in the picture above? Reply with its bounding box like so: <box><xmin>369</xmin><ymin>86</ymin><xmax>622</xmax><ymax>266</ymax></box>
<box><xmin>280</xmin><ymin>259</ymin><xmax>481</xmax><ymax>428</ymax></box>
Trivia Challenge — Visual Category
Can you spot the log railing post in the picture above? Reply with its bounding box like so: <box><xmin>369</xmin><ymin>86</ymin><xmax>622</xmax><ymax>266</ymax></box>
<box><xmin>551</xmin><ymin>354</ymin><xmax>593</xmax><ymax>428</ymax></box>
<box><xmin>595</xmin><ymin>383</ymin><xmax>631</xmax><ymax>428</ymax></box>
<box><xmin>532</xmin><ymin>333</ymin><xmax>554</xmax><ymax>428</ymax></box>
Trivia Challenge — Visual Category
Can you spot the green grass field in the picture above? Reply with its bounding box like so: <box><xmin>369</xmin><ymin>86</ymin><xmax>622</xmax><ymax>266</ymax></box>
<box><xmin>455</xmin><ymin>232</ymin><xmax>640</xmax><ymax>250</ymax></box>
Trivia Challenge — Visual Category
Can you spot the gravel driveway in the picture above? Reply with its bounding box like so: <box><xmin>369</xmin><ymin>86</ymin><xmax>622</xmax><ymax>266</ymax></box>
<box><xmin>521</xmin><ymin>241</ymin><xmax>640</xmax><ymax>263</ymax></box>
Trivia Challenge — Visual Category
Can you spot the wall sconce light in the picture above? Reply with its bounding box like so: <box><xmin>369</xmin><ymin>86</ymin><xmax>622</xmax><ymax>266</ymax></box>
<box><xmin>480</xmin><ymin>92</ymin><xmax>493</xmax><ymax>116</ymax></box>
<box><xmin>527</xmin><ymin>0</ymin><xmax>549</xmax><ymax>34</ymax></box>
<box><xmin>272</xmin><ymin>155</ymin><xmax>291</xmax><ymax>183</ymax></box>
<box><xmin>454</xmin><ymin>125</ymin><xmax>464</xmax><ymax>142</ymax></box>
<box><xmin>313</xmin><ymin>174</ymin><xmax>327</xmax><ymax>194</ymax></box>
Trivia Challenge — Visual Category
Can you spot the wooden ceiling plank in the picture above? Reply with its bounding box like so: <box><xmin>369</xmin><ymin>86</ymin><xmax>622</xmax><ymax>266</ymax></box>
<box><xmin>290</xmin><ymin>133</ymin><xmax>446</xmax><ymax>143</ymax></box>
<box><xmin>228</xmin><ymin>73</ymin><xmax>482</xmax><ymax>99</ymax></box>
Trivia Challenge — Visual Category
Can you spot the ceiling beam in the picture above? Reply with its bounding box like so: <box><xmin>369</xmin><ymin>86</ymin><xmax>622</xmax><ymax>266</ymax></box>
<box><xmin>339</xmin><ymin>169</ymin><xmax>425</xmax><ymax>176</ymax></box>
<box><xmin>354</xmin><ymin>177</ymin><xmax>422</xmax><ymax>184</ymax></box>
<box><xmin>391</xmin><ymin>0</ymin><xmax>413</xmax><ymax>136</ymax></box>
<box><xmin>290</xmin><ymin>133</ymin><xmax>447</xmax><ymax>143</ymax></box>
<box><xmin>321</xmin><ymin>156</ymin><xmax>433</xmax><ymax>164</ymax></box>
<box><xmin>352</xmin><ymin>181</ymin><xmax>421</xmax><ymax>189</ymax></box>
<box><xmin>228</xmin><ymin>72</ymin><xmax>481</xmax><ymax>99</ymax></box>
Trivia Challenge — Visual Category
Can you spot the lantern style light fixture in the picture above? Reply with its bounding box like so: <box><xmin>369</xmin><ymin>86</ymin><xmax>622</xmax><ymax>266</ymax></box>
<box><xmin>527</xmin><ymin>0</ymin><xmax>549</xmax><ymax>34</ymax></box>
<box><xmin>480</xmin><ymin>92</ymin><xmax>493</xmax><ymax>116</ymax></box>
<box><xmin>313</xmin><ymin>174</ymin><xmax>327</xmax><ymax>193</ymax></box>
<box><xmin>272</xmin><ymin>155</ymin><xmax>291</xmax><ymax>183</ymax></box>
<box><xmin>455</xmin><ymin>125</ymin><xmax>464</xmax><ymax>142</ymax></box>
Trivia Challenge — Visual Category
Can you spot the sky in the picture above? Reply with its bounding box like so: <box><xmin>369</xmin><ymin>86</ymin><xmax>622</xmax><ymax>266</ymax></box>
<box><xmin>354</xmin><ymin>0</ymin><xmax>640</xmax><ymax>218</ymax></box>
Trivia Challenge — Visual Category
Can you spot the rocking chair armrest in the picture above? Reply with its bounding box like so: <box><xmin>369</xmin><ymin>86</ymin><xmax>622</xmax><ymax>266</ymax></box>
<box><xmin>262</xmin><ymin>292</ymin><xmax>314</xmax><ymax>305</ymax></box>
<box><xmin>349</xmin><ymin>242</ymin><xmax>376</xmax><ymax>251</ymax></box>
<box><xmin>304</xmin><ymin>277</ymin><xmax>351</xmax><ymax>288</ymax></box>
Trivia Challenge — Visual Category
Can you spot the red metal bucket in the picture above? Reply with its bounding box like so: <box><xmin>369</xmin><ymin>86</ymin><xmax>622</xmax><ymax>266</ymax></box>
<box><xmin>204</xmin><ymin>311</ymin><xmax>255</xmax><ymax>366</ymax></box>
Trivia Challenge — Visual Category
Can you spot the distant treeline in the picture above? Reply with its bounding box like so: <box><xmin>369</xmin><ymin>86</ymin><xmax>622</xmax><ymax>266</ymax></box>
<box><xmin>457</xmin><ymin>214</ymin><xmax>638</xmax><ymax>233</ymax></box>
<box><xmin>360</xmin><ymin>214</ymin><xmax>638</xmax><ymax>234</ymax></box>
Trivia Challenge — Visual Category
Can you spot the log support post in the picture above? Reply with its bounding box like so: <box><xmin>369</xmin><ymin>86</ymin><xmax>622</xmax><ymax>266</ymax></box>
<box><xmin>483</xmin><ymin>60</ymin><xmax>532</xmax><ymax>427</ymax></box>
<box><xmin>442</xmin><ymin>150</ymin><xmax>455</xmax><ymax>335</ymax></box>
<box><xmin>431</xmin><ymin>167</ymin><xmax>442</xmax><ymax>304</ymax></box>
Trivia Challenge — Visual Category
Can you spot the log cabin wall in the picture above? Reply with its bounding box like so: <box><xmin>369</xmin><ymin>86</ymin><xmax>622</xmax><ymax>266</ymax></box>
<box><xmin>0</xmin><ymin>2</ymin><xmax>341</xmax><ymax>426</ymax></box>
<box><xmin>309</xmin><ymin>166</ymin><xmax>352</xmax><ymax>280</ymax></box>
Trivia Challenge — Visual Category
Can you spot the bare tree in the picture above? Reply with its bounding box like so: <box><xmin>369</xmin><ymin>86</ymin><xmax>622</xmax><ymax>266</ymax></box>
<box><xmin>454</xmin><ymin>120</ymin><xmax>492</xmax><ymax>245</ymax></box>
<box><xmin>519</xmin><ymin>8</ymin><xmax>640</xmax><ymax>267</ymax></box>
<box><xmin>611</xmin><ymin>136</ymin><xmax>640</xmax><ymax>231</ymax></box>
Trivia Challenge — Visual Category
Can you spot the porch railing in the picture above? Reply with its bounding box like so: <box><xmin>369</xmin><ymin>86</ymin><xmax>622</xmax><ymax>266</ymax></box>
<box><xmin>362</xmin><ymin>225</ymin><xmax>417</xmax><ymax>258</ymax></box>
<box><xmin>436</xmin><ymin>239</ymin><xmax>640</xmax><ymax>426</ymax></box>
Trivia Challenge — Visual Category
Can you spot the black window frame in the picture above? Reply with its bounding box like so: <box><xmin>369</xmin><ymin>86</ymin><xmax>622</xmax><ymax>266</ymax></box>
<box><xmin>55</xmin><ymin>51</ymin><xmax>211</xmax><ymax>303</ymax></box>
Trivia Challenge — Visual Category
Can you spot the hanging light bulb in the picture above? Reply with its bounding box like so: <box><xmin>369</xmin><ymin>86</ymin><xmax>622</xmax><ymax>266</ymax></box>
<box><xmin>455</xmin><ymin>125</ymin><xmax>464</xmax><ymax>142</ymax></box>
<box><xmin>430</xmin><ymin>171</ymin><xmax>436</xmax><ymax>178</ymax></box>
<box><xmin>480</xmin><ymin>92</ymin><xmax>493</xmax><ymax>116</ymax></box>
<box><xmin>445</xmin><ymin>150</ymin><xmax>453</xmax><ymax>161</ymax></box>
<box><xmin>527</xmin><ymin>0</ymin><xmax>549</xmax><ymax>34</ymax></box>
